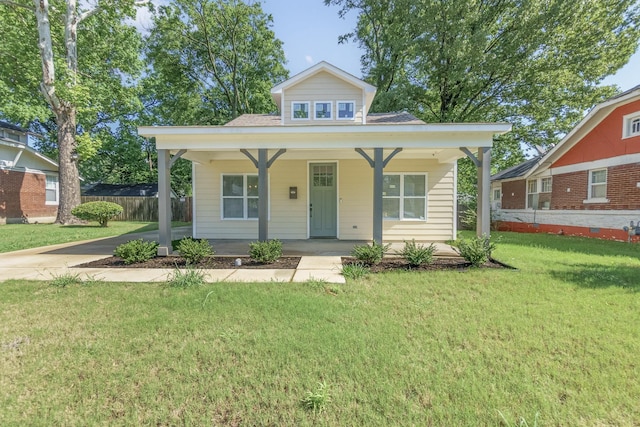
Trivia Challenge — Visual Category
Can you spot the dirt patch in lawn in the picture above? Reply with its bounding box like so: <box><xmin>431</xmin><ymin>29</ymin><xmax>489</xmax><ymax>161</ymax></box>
<box><xmin>342</xmin><ymin>256</ymin><xmax>514</xmax><ymax>272</ymax></box>
<box><xmin>75</xmin><ymin>256</ymin><xmax>301</xmax><ymax>269</ymax></box>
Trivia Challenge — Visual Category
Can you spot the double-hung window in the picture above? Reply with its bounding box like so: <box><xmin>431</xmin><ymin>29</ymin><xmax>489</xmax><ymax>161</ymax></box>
<box><xmin>587</xmin><ymin>168</ymin><xmax>607</xmax><ymax>201</ymax></box>
<box><xmin>45</xmin><ymin>175</ymin><xmax>58</xmax><ymax>205</ymax></box>
<box><xmin>222</xmin><ymin>174</ymin><xmax>260</xmax><ymax>219</ymax></box>
<box><xmin>382</xmin><ymin>173</ymin><xmax>427</xmax><ymax>220</ymax></box>
<box><xmin>527</xmin><ymin>179</ymin><xmax>539</xmax><ymax>209</ymax></box>
<box><xmin>292</xmin><ymin>102</ymin><xmax>309</xmax><ymax>120</ymax></box>
<box><xmin>337</xmin><ymin>101</ymin><xmax>355</xmax><ymax>119</ymax></box>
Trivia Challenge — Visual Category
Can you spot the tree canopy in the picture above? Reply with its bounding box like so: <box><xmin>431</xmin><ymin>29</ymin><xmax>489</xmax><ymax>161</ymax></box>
<box><xmin>326</xmin><ymin>0</ymin><xmax>640</xmax><ymax>195</ymax></box>
<box><xmin>144</xmin><ymin>0</ymin><xmax>289</xmax><ymax>126</ymax></box>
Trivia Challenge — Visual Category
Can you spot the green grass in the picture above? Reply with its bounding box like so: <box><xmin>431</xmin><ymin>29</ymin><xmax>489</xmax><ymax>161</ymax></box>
<box><xmin>0</xmin><ymin>221</ymin><xmax>190</xmax><ymax>253</ymax></box>
<box><xmin>1</xmin><ymin>232</ymin><xmax>640</xmax><ymax>425</ymax></box>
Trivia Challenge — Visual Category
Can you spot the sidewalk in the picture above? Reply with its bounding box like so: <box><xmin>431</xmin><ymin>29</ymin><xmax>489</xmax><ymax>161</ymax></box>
<box><xmin>0</xmin><ymin>228</ymin><xmax>459</xmax><ymax>284</ymax></box>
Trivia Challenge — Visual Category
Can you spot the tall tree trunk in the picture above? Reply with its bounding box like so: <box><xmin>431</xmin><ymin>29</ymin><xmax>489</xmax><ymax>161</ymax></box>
<box><xmin>55</xmin><ymin>104</ymin><xmax>81</xmax><ymax>224</ymax></box>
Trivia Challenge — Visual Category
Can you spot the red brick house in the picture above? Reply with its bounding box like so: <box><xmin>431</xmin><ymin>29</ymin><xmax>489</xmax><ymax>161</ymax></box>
<box><xmin>0</xmin><ymin>121</ymin><xmax>59</xmax><ymax>224</ymax></box>
<box><xmin>491</xmin><ymin>85</ymin><xmax>640</xmax><ymax>242</ymax></box>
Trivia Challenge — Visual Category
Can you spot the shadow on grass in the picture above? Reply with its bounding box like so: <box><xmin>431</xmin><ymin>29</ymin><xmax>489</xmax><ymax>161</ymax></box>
<box><xmin>550</xmin><ymin>263</ymin><xmax>640</xmax><ymax>292</ymax></box>
<box><xmin>490</xmin><ymin>231</ymin><xmax>640</xmax><ymax>259</ymax></box>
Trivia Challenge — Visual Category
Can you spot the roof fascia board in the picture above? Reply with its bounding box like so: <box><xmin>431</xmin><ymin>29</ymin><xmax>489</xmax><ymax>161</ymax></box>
<box><xmin>271</xmin><ymin>61</ymin><xmax>376</xmax><ymax>95</ymax></box>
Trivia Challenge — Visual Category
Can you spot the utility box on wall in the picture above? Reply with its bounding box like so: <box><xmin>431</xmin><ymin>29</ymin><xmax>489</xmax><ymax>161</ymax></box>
<box><xmin>289</xmin><ymin>186</ymin><xmax>297</xmax><ymax>199</ymax></box>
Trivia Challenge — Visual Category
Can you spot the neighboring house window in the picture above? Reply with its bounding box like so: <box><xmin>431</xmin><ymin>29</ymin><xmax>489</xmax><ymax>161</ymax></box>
<box><xmin>45</xmin><ymin>175</ymin><xmax>58</xmax><ymax>205</ymax></box>
<box><xmin>527</xmin><ymin>179</ymin><xmax>539</xmax><ymax>209</ymax></box>
<box><xmin>337</xmin><ymin>101</ymin><xmax>355</xmax><ymax>119</ymax></box>
<box><xmin>588</xmin><ymin>168</ymin><xmax>607</xmax><ymax>200</ymax></box>
<box><xmin>292</xmin><ymin>102</ymin><xmax>309</xmax><ymax>120</ymax></box>
<box><xmin>382</xmin><ymin>173</ymin><xmax>427</xmax><ymax>220</ymax></box>
<box><xmin>541</xmin><ymin>177</ymin><xmax>552</xmax><ymax>193</ymax></box>
<box><xmin>623</xmin><ymin>112</ymin><xmax>640</xmax><ymax>138</ymax></box>
<box><xmin>492</xmin><ymin>188</ymin><xmax>501</xmax><ymax>209</ymax></box>
<box><xmin>315</xmin><ymin>101</ymin><xmax>332</xmax><ymax>120</ymax></box>
<box><xmin>222</xmin><ymin>174</ymin><xmax>260</xmax><ymax>219</ymax></box>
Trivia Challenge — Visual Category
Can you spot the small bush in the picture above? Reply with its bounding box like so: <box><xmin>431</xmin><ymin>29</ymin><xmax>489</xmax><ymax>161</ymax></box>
<box><xmin>301</xmin><ymin>382</ymin><xmax>331</xmax><ymax>413</ymax></box>
<box><xmin>248</xmin><ymin>239</ymin><xmax>282</xmax><ymax>263</ymax></box>
<box><xmin>114</xmin><ymin>239</ymin><xmax>158</xmax><ymax>264</ymax></box>
<box><xmin>351</xmin><ymin>241</ymin><xmax>390</xmax><ymax>265</ymax></box>
<box><xmin>456</xmin><ymin>235</ymin><xmax>496</xmax><ymax>267</ymax></box>
<box><xmin>176</xmin><ymin>237</ymin><xmax>214</xmax><ymax>265</ymax></box>
<box><xmin>71</xmin><ymin>201</ymin><xmax>123</xmax><ymax>227</ymax></box>
<box><xmin>341</xmin><ymin>262</ymin><xmax>370</xmax><ymax>280</ymax></box>
<box><xmin>398</xmin><ymin>240</ymin><xmax>435</xmax><ymax>267</ymax></box>
<box><xmin>167</xmin><ymin>267</ymin><xmax>207</xmax><ymax>288</ymax></box>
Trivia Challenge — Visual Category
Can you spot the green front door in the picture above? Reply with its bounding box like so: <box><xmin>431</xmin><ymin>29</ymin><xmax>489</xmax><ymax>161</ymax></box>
<box><xmin>309</xmin><ymin>163</ymin><xmax>337</xmax><ymax>238</ymax></box>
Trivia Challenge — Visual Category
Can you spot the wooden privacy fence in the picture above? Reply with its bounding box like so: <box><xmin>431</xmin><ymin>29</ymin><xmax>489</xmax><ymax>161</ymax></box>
<box><xmin>80</xmin><ymin>196</ymin><xmax>192</xmax><ymax>222</ymax></box>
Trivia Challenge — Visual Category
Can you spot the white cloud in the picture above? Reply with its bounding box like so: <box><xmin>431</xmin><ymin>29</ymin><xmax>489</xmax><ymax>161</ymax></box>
<box><xmin>305</xmin><ymin>55</ymin><xmax>314</xmax><ymax>64</ymax></box>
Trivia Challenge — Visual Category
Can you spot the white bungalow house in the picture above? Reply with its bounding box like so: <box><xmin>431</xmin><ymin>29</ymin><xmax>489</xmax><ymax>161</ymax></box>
<box><xmin>139</xmin><ymin>62</ymin><xmax>511</xmax><ymax>255</ymax></box>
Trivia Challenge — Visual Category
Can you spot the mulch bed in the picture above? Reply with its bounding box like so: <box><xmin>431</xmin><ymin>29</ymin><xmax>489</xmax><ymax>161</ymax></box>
<box><xmin>342</xmin><ymin>257</ymin><xmax>514</xmax><ymax>272</ymax></box>
<box><xmin>75</xmin><ymin>256</ymin><xmax>301</xmax><ymax>269</ymax></box>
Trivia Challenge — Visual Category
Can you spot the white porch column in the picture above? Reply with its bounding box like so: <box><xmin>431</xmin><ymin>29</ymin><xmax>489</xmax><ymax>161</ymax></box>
<box><xmin>157</xmin><ymin>149</ymin><xmax>172</xmax><ymax>256</ymax></box>
<box><xmin>477</xmin><ymin>147</ymin><xmax>491</xmax><ymax>237</ymax></box>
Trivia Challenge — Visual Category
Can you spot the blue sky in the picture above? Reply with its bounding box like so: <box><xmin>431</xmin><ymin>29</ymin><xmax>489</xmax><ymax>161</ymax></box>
<box><xmin>262</xmin><ymin>0</ymin><xmax>639</xmax><ymax>91</ymax></box>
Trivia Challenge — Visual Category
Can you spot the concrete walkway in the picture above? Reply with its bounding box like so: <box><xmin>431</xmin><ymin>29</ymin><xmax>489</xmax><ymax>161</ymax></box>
<box><xmin>0</xmin><ymin>227</ymin><xmax>459</xmax><ymax>284</ymax></box>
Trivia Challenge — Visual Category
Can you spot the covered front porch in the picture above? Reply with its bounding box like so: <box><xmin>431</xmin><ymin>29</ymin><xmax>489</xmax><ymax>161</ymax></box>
<box><xmin>139</xmin><ymin>122</ymin><xmax>511</xmax><ymax>255</ymax></box>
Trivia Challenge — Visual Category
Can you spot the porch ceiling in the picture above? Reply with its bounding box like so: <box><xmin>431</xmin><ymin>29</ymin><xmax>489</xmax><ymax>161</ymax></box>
<box><xmin>180</xmin><ymin>147</ymin><xmax>465</xmax><ymax>164</ymax></box>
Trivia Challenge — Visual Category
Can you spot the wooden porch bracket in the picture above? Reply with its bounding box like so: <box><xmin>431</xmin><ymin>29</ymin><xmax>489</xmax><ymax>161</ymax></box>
<box><xmin>355</xmin><ymin>147</ymin><xmax>403</xmax><ymax>243</ymax></box>
<box><xmin>241</xmin><ymin>148</ymin><xmax>287</xmax><ymax>241</ymax></box>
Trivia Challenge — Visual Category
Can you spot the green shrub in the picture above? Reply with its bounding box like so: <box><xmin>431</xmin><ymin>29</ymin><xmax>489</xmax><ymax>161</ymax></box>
<box><xmin>167</xmin><ymin>267</ymin><xmax>207</xmax><ymax>288</ymax></box>
<box><xmin>114</xmin><ymin>239</ymin><xmax>158</xmax><ymax>264</ymax></box>
<box><xmin>176</xmin><ymin>237</ymin><xmax>214</xmax><ymax>265</ymax></box>
<box><xmin>71</xmin><ymin>201</ymin><xmax>123</xmax><ymax>227</ymax></box>
<box><xmin>351</xmin><ymin>241</ymin><xmax>390</xmax><ymax>265</ymax></box>
<box><xmin>248</xmin><ymin>239</ymin><xmax>282</xmax><ymax>263</ymax></box>
<box><xmin>398</xmin><ymin>240</ymin><xmax>435</xmax><ymax>267</ymax></box>
<box><xmin>341</xmin><ymin>262</ymin><xmax>370</xmax><ymax>280</ymax></box>
<box><xmin>456</xmin><ymin>235</ymin><xmax>496</xmax><ymax>267</ymax></box>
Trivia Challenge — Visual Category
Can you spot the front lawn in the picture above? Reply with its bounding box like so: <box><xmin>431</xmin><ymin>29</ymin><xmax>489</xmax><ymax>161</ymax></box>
<box><xmin>0</xmin><ymin>221</ymin><xmax>190</xmax><ymax>253</ymax></box>
<box><xmin>1</xmin><ymin>232</ymin><xmax>639</xmax><ymax>425</ymax></box>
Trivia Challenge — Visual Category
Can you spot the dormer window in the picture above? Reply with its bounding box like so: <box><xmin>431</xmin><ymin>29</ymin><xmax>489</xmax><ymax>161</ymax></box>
<box><xmin>315</xmin><ymin>101</ymin><xmax>332</xmax><ymax>120</ymax></box>
<box><xmin>623</xmin><ymin>112</ymin><xmax>640</xmax><ymax>138</ymax></box>
<box><xmin>292</xmin><ymin>102</ymin><xmax>309</xmax><ymax>120</ymax></box>
<box><xmin>337</xmin><ymin>101</ymin><xmax>355</xmax><ymax>120</ymax></box>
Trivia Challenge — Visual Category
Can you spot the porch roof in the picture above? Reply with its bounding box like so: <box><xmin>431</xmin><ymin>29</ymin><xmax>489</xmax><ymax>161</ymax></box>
<box><xmin>138</xmin><ymin>122</ymin><xmax>512</xmax><ymax>154</ymax></box>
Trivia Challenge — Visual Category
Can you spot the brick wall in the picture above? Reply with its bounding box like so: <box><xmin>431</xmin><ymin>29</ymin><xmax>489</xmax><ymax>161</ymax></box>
<box><xmin>501</xmin><ymin>180</ymin><xmax>526</xmax><ymax>209</ymax></box>
<box><xmin>551</xmin><ymin>171</ymin><xmax>588</xmax><ymax>209</ymax></box>
<box><xmin>607</xmin><ymin>163</ymin><xmax>640</xmax><ymax>209</ymax></box>
<box><xmin>0</xmin><ymin>169</ymin><xmax>57</xmax><ymax>222</ymax></box>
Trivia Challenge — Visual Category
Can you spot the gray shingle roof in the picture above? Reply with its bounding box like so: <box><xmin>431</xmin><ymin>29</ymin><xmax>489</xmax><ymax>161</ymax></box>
<box><xmin>491</xmin><ymin>156</ymin><xmax>541</xmax><ymax>181</ymax></box>
<box><xmin>223</xmin><ymin>112</ymin><xmax>426</xmax><ymax>126</ymax></box>
<box><xmin>0</xmin><ymin>120</ymin><xmax>27</xmax><ymax>133</ymax></box>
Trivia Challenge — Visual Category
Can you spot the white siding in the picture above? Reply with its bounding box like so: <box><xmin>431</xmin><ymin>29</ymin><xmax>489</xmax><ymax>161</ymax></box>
<box><xmin>283</xmin><ymin>71</ymin><xmax>364</xmax><ymax>125</ymax></box>
<box><xmin>194</xmin><ymin>157</ymin><xmax>456</xmax><ymax>242</ymax></box>
<box><xmin>496</xmin><ymin>209</ymin><xmax>640</xmax><ymax>230</ymax></box>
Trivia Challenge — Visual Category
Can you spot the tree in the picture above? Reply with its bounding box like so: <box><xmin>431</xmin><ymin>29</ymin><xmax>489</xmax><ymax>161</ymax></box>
<box><xmin>0</xmin><ymin>0</ymin><xmax>146</xmax><ymax>223</ymax></box>
<box><xmin>143</xmin><ymin>0</ymin><xmax>288</xmax><ymax>126</ymax></box>
<box><xmin>326</xmin><ymin>0</ymin><xmax>640</xmax><ymax>195</ymax></box>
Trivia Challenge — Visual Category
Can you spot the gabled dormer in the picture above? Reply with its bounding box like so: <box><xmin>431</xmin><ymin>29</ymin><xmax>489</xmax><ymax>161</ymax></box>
<box><xmin>270</xmin><ymin>61</ymin><xmax>377</xmax><ymax>125</ymax></box>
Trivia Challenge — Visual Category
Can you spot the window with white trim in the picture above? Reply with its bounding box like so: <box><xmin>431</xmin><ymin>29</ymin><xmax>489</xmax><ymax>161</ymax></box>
<box><xmin>314</xmin><ymin>101</ymin><xmax>332</xmax><ymax>120</ymax></box>
<box><xmin>492</xmin><ymin>188</ymin><xmax>501</xmax><ymax>209</ymax></box>
<box><xmin>45</xmin><ymin>175</ymin><xmax>58</xmax><ymax>205</ymax></box>
<box><xmin>382</xmin><ymin>173</ymin><xmax>427</xmax><ymax>220</ymax></box>
<box><xmin>527</xmin><ymin>179</ymin><xmax>539</xmax><ymax>209</ymax></box>
<box><xmin>337</xmin><ymin>101</ymin><xmax>355</xmax><ymax>119</ymax></box>
<box><xmin>588</xmin><ymin>168</ymin><xmax>607</xmax><ymax>200</ymax></box>
<box><xmin>540</xmin><ymin>177</ymin><xmax>552</xmax><ymax>193</ymax></box>
<box><xmin>623</xmin><ymin>112</ymin><xmax>640</xmax><ymax>138</ymax></box>
<box><xmin>291</xmin><ymin>102</ymin><xmax>309</xmax><ymax>120</ymax></box>
<box><xmin>222</xmin><ymin>174</ymin><xmax>260</xmax><ymax>219</ymax></box>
